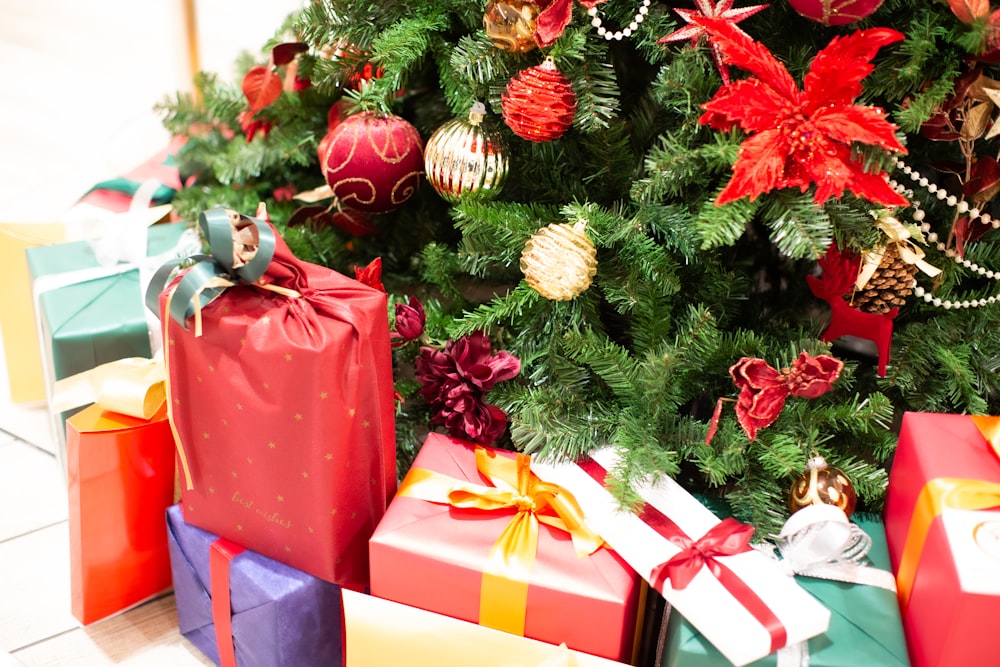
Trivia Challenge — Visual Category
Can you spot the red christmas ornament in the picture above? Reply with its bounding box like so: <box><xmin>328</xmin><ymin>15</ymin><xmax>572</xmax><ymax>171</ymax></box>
<box><xmin>786</xmin><ymin>0</ymin><xmax>884</xmax><ymax>25</ymax></box>
<box><xmin>321</xmin><ymin>111</ymin><xmax>424</xmax><ymax>214</ymax></box>
<box><xmin>501</xmin><ymin>58</ymin><xmax>577</xmax><ymax>142</ymax></box>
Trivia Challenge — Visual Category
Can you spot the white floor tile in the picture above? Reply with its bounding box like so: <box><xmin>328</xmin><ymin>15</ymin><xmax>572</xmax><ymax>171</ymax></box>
<box><xmin>0</xmin><ymin>440</ymin><xmax>65</xmax><ymax>542</ymax></box>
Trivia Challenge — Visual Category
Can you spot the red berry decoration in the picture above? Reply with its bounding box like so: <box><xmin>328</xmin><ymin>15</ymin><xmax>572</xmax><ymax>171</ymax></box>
<box><xmin>501</xmin><ymin>58</ymin><xmax>577</xmax><ymax>142</ymax></box>
<box><xmin>321</xmin><ymin>111</ymin><xmax>424</xmax><ymax>214</ymax></box>
<box><xmin>787</xmin><ymin>0</ymin><xmax>884</xmax><ymax>25</ymax></box>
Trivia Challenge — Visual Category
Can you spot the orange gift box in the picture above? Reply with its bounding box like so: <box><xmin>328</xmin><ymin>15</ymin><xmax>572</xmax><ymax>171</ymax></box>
<box><xmin>884</xmin><ymin>411</ymin><xmax>1000</xmax><ymax>667</ymax></box>
<box><xmin>67</xmin><ymin>400</ymin><xmax>175</xmax><ymax>624</ymax></box>
<box><xmin>368</xmin><ymin>433</ymin><xmax>643</xmax><ymax>663</ymax></box>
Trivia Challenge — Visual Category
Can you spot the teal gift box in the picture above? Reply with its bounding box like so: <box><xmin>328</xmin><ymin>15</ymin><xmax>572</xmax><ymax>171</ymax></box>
<box><xmin>659</xmin><ymin>514</ymin><xmax>909</xmax><ymax>667</ymax></box>
<box><xmin>26</xmin><ymin>221</ymin><xmax>192</xmax><ymax>466</ymax></box>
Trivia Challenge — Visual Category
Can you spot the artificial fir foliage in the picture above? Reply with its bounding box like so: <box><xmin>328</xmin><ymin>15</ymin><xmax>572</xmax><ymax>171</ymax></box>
<box><xmin>157</xmin><ymin>0</ymin><xmax>1000</xmax><ymax>535</ymax></box>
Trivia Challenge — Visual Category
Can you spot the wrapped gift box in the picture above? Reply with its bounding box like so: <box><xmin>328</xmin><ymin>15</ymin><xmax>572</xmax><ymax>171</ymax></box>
<box><xmin>160</xmin><ymin>208</ymin><xmax>396</xmax><ymax>589</ymax></box>
<box><xmin>660</xmin><ymin>513</ymin><xmax>909</xmax><ymax>667</ymax></box>
<box><xmin>0</xmin><ymin>222</ymin><xmax>67</xmax><ymax>403</ymax></box>
<box><xmin>368</xmin><ymin>433</ymin><xmax>643</xmax><ymax>662</ymax></box>
<box><xmin>26</xmin><ymin>221</ymin><xmax>191</xmax><ymax>463</ymax></box>
<box><xmin>343</xmin><ymin>589</ymin><xmax>629</xmax><ymax>667</ymax></box>
<box><xmin>531</xmin><ymin>448</ymin><xmax>831</xmax><ymax>667</ymax></box>
<box><xmin>166</xmin><ymin>504</ymin><xmax>342</xmax><ymax>667</ymax></box>
<box><xmin>884</xmin><ymin>412</ymin><xmax>1000</xmax><ymax>667</ymax></box>
<box><xmin>67</xmin><ymin>398</ymin><xmax>175</xmax><ymax>624</ymax></box>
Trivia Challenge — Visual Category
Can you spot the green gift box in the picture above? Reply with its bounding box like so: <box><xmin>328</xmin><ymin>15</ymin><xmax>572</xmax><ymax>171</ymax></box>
<box><xmin>659</xmin><ymin>513</ymin><xmax>909</xmax><ymax>667</ymax></box>
<box><xmin>26</xmin><ymin>221</ymin><xmax>192</xmax><ymax>467</ymax></box>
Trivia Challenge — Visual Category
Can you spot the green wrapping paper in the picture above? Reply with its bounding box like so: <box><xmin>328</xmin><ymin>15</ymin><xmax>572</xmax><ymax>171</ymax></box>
<box><xmin>660</xmin><ymin>514</ymin><xmax>909</xmax><ymax>667</ymax></box>
<box><xmin>26</xmin><ymin>222</ymin><xmax>192</xmax><ymax>462</ymax></box>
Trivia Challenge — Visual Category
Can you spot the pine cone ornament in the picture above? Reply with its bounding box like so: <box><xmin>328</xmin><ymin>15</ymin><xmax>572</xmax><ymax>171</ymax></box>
<box><xmin>848</xmin><ymin>244</ymin><xmax>918</xmax><ymax>314</ymax></box>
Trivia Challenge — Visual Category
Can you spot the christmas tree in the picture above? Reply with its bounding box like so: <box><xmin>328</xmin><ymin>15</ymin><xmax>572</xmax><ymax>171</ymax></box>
<box><xmin>156</xmin><ymin>0</ymin><xmax>1000</xmax><ymax>535</ymax></box>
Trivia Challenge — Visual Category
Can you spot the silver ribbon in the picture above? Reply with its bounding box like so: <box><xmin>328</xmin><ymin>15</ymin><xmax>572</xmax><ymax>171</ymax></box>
<box><xmin>770</xmin><ymin>504</ymin><xmax>896</xmax><ymax>667</ymax></box>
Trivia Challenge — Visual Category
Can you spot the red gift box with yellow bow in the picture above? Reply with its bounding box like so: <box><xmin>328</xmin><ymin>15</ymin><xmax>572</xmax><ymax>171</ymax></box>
<box><xmin>885</xmin><ymin>411</ymin><xmax>1000</xmax><ymax>667</ymax></box>
<box><xmin>368</xmin><ymin>433</ymin><xmax>643</xmax><ymax>663</ymax></box>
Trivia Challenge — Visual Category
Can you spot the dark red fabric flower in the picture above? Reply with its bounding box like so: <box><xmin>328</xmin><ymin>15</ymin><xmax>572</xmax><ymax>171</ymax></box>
<box><xmin>392</xmin><ymin>296</ymin><xmax>425</xmax><ymax>344</ymax></box>
<box><xmin>414</xmin><ymin>331</ymin><xmax>521</xmax><ymax>445</ymax></box>
<box><xmin>729</xmin><ymin>352</ymin><xmax>844</xmax><ymax>440</ymax></box>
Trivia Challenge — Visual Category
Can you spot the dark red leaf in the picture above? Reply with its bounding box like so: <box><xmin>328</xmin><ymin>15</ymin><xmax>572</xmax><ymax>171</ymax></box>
<box><xmin>242</xmin><ymin>65</ymin><xmax>282</xmax><ymax>112</ymax></box>
<box><xmin>287</xmin><ymin>205</ymin><xmax>328</xmax><ymax>228</ymax></box>
<box><xmin>272</xmin><ymin>41</ymin><xmax>308</xmax><ymax>66</ymax></box>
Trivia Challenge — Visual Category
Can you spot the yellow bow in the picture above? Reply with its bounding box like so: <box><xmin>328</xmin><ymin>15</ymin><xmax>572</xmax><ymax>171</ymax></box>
<box><xmin>397</xmin><ymin>446</ymin><xmax>603</xmax><ymax>636</ymax></box>
<box><xmin>50</xmin><ymin>356</ymin><xmax>165</xmax><ymax>420</ymax></box>
<box><xmin>855</xmin><ymin>214</ymin><xmax>942</xmax><ymax>290</ymax></box>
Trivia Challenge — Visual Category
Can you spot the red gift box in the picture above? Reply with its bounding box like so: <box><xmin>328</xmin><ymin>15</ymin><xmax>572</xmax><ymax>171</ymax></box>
<box><xmin>160</xmin><ymin>208</ymin><xmax>397</xmax><ymax>589</ymax></box>
<box><xmin>368</xmin><ymin>433</ymin><xmax>643</xmax><ymax>663</ymax></box>
<box><xmin>884</xmin><ymin>411</ymin><xmax>1000</xmax><ymax>667</ymax></box>
<box><xmin>67</xmin><ymin>400</ymin><xmax>175</xmax><ymax>624</ymax></box>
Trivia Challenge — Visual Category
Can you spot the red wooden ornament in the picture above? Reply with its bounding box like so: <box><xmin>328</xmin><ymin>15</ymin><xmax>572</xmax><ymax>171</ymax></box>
<box><xmin>786</xmin><ymin>0</ymin><xmax>884</xmax><ymax>25</ymax></box>
<box><xmin>501</xmin><ymin>58</ymin><xmax>577</xmax><ymax>142</ymax></box>
<box><xmin>321</xmin><ymin>111</ymin><xmax>424</xmax><ymax>214</ymax></box>
<box><xmin>806</xmin><ymin>244</ymin><xmax>897</xmax><ymax>377</ymax></box>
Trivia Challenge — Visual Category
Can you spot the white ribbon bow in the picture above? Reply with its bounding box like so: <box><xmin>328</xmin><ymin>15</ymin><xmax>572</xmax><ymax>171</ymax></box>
<box><xmin>769</xmin><ymin>504</ymin><xmax>896</xmax><ymax>667</ymax></box>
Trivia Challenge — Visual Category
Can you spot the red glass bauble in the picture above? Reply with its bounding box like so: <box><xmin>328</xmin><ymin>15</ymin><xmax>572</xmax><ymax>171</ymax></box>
<box><xmin>321</xmin><ymin>111</ymin><xmax>424</xmax><ymax>214</ymax></box>
<box><xmin>786</xmin><ymin>0</ymin><xmax>884</xmax><ymax>25</ymax></box>
<box><xmin>501</xmin><ymin>58</ymin><xmax>577</xmax><ymax>142</ymax></box>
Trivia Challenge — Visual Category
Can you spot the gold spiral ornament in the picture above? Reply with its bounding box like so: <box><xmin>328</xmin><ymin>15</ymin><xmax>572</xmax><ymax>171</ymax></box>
<box><xmin>520</xmin><ymin>220</ymin><xmax>598</xmax><ymax>300</ymax></box>
<box><xmin>789</xmin><ymin>454</ymin><xmax>857</xmax><ymax>517</ymax></box>
<box><xmin>424</xmin><ymin>102</ymin><xmax>508</xmax><ymax>203</ymax></box>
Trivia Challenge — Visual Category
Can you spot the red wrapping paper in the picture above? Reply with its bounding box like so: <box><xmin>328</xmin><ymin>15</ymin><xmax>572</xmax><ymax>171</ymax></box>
<box><xmin>67</xmin><ymin>403</ymin><xmax>175</xmax><ymax>624</ymax></box>
<box><xmin>368</xmin><ymin>433</ymin><xmax>643</xmax><ymax>662</ymax></box>
<box><xmin>160</xmin><ymin>222</ymin><xmax>396</xmax><ymax>588</ymax></box>
<box><xmin>884</xmin><ymin>412</ymin><xmax>1000</xmax><ymax>667</ymax></box>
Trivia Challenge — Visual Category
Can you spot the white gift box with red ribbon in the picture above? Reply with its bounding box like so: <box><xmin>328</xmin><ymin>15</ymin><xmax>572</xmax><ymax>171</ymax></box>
<box><xmin>531</xmin><ymin>448</ymin><xmax>831</xmax><ymax>667</ymax></box>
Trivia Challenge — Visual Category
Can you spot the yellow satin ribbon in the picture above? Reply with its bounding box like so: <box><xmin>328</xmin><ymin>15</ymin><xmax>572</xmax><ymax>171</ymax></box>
<box><xmin>971</xmin><ymin>414</ymin><xmax>1000</xmax><ymax>459</ymax></box>
<box><xmin>50</xmin><ymin>356</ymin><xmax>165</xmax><ymax>420</ymax></box>
<box><xmin>396</xmin><ymin>446</ymin><xmax>603</xmax><ymax>637</ymax></box>
<box><xmin>856</xmin><ymin>214</ymin><xmax>942</xmax><ymax>290</ymax></box>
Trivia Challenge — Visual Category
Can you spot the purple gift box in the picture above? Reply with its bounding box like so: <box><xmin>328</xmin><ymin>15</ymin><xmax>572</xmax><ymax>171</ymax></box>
<box><xmin>166</xmin><ymin>504</ymin><xmax>343</xmax><ymax>667</ymax></box>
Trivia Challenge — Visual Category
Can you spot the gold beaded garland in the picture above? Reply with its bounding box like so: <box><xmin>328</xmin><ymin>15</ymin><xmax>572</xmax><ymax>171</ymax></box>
<box><xmin>789</xmin><ymin>454</ymin><xmax>857</xmax><ymax>517</ymax></box>
<box><xmin>423</xmin><ymin>102</ymin><xmax>508</xmax><ymax>203</ymax></box>
<box><xmin>520</xmin><ymin>220</ymin><xmax>598</xmax><ymax>300</ymax></box>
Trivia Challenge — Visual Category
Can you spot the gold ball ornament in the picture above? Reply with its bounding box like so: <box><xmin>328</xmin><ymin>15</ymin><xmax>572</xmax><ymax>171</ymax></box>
<box><xmin>789</xmin><ymin>454</ymin><xmax>857</xmax><ymax>517</ymax></box>
<box><xmin>520</xmin><ymin>220</ymin><xmax>597</xmax><ymax>300</ymax></box>
<box><xmin>483</xmin><ymin>0</ymin><xmax>539</xmax><ymax>53</ymax></box>
<box><xmin>424</xmin><ymin>102</ymin><xmax>509</xmax><ymax>203</ymax></box>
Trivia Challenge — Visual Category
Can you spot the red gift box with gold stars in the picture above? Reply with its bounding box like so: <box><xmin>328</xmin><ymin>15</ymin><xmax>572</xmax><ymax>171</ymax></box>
<box><xmin>158</xmin><ymin>207</ymin><xmax>396</xmax><ymax>589</ymax></box>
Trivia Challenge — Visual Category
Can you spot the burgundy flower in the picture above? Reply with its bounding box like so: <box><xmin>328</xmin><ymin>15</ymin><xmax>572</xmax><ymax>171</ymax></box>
<box><xmin>414</xmin><ymin>331</ymin><xmax>521</xmax><ymax>445</ymax></box>
<box><xmin>392</xmin><ymin>296</ymin><xmax>425</xmax><ymax>344</ymax></box>
<box><xmin>727</xmin><ymin>352</ymin><xmax>843</xmax><ymax>440</ymax></box>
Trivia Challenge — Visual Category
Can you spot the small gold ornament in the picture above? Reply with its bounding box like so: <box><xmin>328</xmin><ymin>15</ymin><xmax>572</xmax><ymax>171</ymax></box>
<box><xmin>424</xmin><ymin>102</ymin><xmax>508</xmax><ymax>203</ymax></box>
<box><xmin>789</xmin><ymin>454</ymin><xmax>857</xmax><ymax>517</ymax></box>
<box><xmin>520</xmin><ymin>220</ymin><xmax>597</xmax><ymax>300</ymax></box>
<box><xmin>483</xmin><ymin>0</ymin><xmax>539</xmax><ymax>53</ymax></box>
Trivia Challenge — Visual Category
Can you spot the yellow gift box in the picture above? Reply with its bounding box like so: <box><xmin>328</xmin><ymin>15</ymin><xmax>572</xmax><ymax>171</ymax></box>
<box><xmin>0</xmin><ymin>222</ymin><xmax>66</xmax><ymax>403</ymax></box>
<box><xmin>343</xmin><ymin>590</ymin><xmax>628</xmax><ymax>667</ymax></box>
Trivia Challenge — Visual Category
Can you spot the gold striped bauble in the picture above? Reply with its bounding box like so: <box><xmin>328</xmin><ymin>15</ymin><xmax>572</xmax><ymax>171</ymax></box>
<box><xmin>520</xmin><ymin>220</ymin><xmax>597</xmax><ymax>300</ymax></box>
<box><xmin>424</xmin><ymin>102</ymin><xmax>508</xmax><ymax>203</ymax></box>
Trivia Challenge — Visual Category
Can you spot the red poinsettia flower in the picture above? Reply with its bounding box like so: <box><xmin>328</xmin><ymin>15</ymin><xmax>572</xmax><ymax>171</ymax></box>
<box><xmin>696</xmin><ymin>17</ymin><xmax>908</xmax><ymax>206</ymax></box>
<box><xmin>728</xmin><ymin>352</ymin><xmax>844</xmax><ymax>440</ymax></box>
<box><xmin>414</xmin><ymin>331</ymin><xmax>521</xmax><ymax>445</ymax></box>
<box><xmin>532</xmin><ymin>0</ymin><xmax>608</xmax><ymax>48</ymax></box>
<box><xmin>354</xmin><ymin>257</ymin><xmax>385</xmax><ymax>293</ymax></box>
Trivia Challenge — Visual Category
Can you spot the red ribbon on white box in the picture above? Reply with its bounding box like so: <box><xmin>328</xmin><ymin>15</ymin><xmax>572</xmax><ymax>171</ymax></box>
<box><xmin>531</xmin><ymin>448</ymin><xmax>830</xmax><ymax>667</ymax></box>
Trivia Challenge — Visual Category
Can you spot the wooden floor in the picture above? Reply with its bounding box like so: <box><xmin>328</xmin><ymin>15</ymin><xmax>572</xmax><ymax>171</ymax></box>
<box><xmin>0</xmin><ymin>1</ymin><xmax>301</xmax><ymax>664</ymax></box>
